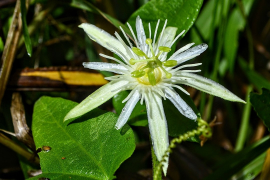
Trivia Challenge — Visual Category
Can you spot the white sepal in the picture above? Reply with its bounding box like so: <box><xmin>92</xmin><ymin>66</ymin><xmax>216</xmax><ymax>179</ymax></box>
<box><xmin>83</xmin><ymin>62</ymin><xmax>129</xmax><ymax>74</ymax></box>
<box><xmin>157</xmin><ymin>27</ymin><xmax>178</xmax><ymax>61</ymax></box>
<box><xmin>64</xmin><ymin>81</ymin><xmax>129</xmax><ymax>122</ymax></box>
<box><xmin>115</xmin><ymin>90</ymin><xmax>140</xmax><ymax>129</ymax></box>
<box><xmin>176</xmin><ymin>72</ymin><xmax>246</xmax><ymax>103</ymax></box>
<box><xmin>79</xmin><ymin>23</ymin><xmax>131</xmax><ymax>62</ymax></box>
<box><xmin>165</xmin><ymin>88</ymin><xmax>197</xmax><ymax>120</ymax></box>
<box><xmin>172</xmin><ymin>43</ymin><xmax>208</xmax><ymax>65</ymax></box>
<box><xmin>145</xmin><ymin>91</ymin><xmax>169</xmax><ymax>175</ymax></box>
<box><xmin>136</xmin><ymin>16</ymin><xmax>147</xmax><ymax>53</ymax></box>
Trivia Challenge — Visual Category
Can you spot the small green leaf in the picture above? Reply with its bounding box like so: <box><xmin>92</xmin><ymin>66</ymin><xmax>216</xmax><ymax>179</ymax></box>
<box><xmin>113</xmin><ymin>91</ymin><xmax>148</xmax><ymax>127</ymax></box>
<box><xmin>30</xmin><ymin>96</ymin><xmax>135</xmax><ymax>180</ymax></box>
<box><xmin>250</xmin><ymin>88</ymin><xmax>270</xmax><ymax>132</ymax></box>
<box><xmin>20</xmin><ymin>0</ymin><xmax>32</xmax><ymax>57</ymax></box>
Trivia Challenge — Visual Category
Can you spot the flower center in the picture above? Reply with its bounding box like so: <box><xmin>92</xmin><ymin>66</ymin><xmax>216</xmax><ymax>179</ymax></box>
<box><xmin>136</xmin><ymin>63</ymin><xmax>162</xmax><ymax>85</ymax></box>
<box><xmin>130</xmin><ymin>38</ymin><xmax>177</xmax><ymax>86</ymax></box>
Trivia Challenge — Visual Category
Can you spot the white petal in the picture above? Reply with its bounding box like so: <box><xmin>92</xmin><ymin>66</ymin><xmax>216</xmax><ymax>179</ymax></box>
<box><xmin>165</xmin><ymin>88</ymin><xmax>197</xmax><ymax>120</ymax></box>
<box><xmin>157</xmin><ymin>27</ymin><xmax>178</xmax><ymax>61</ymax></box>
<box><xmin>171</xmin><ymin>43</ymin><xmax>208</xmax><ymax>64</ymax></box>
<box><xmin>79</xmin><ymin>23</ymin><xmax>131</xmax><ymax>62</ymax></box>
<box><xmin>136</xmin><ymin>16</ymin><xmax>147</xmax><ymax>53</ymax></box>
<box><xmin>64</xmin><ymin>80</ymin><xmax>129</xmax><ymax>122</ymax></box>
<box><xmin>83</xmin><ymin>62</ymin><xmax>128</xmax><ymax>74</ymax></box>
<box><xmin>115</xmin><ymin>90</ymin><xmax>140</xmax><ymax>129</ymax></box>
<box><xmin>168</xmin><ymin>43</ymin><xmax>195</xmax><ymax>60</ymax></box>
<box><xmin>176</xmin><ymin>72</ymin><xmax>246</xmax><ymax>103</ymax></box>
<box><xmin>158</xmin><ymin>27</ymin><xmax>178</xmax><ymax>47</ymax></box>
<box><xmin>145</xmin><ymin>91</ymin><xmax>169</xmax><ymax>175</ymax></box>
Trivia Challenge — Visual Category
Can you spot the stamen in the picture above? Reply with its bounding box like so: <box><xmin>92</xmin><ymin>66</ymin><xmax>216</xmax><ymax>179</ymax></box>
<box><xmin>163</xmin><ymin>60</ymin><xmax>177</xmax><ymax>67</ymax></box>
<box><xmin>132</xmin><ymin>47</ymin><xmax>148</xmax><ymax>58</ymax></box>
<box><xmin>129</xmin><ymin>58</ymin><xmax>151</xmax><ymax>65</ymax></box>
<box><xmin>159</xmin><ymin>46</ymin><xmax>171</xmax><ymax>52</ymax></box>
<box><xmin>145</xmin><ymin>38</ymin><xmax>155</xmax><ymax>57</ymax></box>
<box><xmin>159</xmin><ymin>65</ymin><xmax>172</xmax><ymax>78</ymax></box>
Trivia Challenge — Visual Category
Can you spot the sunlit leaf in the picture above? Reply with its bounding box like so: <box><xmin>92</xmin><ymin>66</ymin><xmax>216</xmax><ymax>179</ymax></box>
<box><xmin>29</xmin><ymin>96</ymin><xmax>135</xmax><ymax>180</ymax></box>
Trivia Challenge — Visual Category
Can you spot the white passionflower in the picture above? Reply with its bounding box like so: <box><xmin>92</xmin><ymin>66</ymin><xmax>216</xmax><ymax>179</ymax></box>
<box><xmin>64</xmin><ymin>16</ymin><xmax>245</xmax><ymax>174</ymax></box>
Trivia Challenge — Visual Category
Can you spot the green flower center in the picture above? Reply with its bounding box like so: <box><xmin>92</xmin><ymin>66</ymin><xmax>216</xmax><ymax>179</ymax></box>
<box><xmin>130</xmin><ymin>38</ymin><xmax>177</xmax><ymax>86</ymax></box>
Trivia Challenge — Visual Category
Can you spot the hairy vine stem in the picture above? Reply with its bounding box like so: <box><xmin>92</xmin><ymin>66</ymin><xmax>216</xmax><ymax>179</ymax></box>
<box><xmin>153</xmin><ymin>118</ymin><xmax>212</xmax><ymax>180</ymax></box>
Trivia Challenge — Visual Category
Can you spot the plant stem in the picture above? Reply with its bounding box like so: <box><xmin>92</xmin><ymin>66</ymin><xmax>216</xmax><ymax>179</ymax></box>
<box><xmin>151</xmin><ymin>141</ymin><xmax>162</xmax><ymax>180</ymax></box>
<box><xmin>235</xmin><ymin>0</ymin><xmax>255</xmax><ymax>152</ymax></box>
<box><xmin>235</xmin><ymin>85</ymin><xmax>252</xmax><ymax>152</ymax></box>
<box><xmin>0</xmin><ymin>133</ymin><xmax>40</xmax><ymax>164</ymax></box>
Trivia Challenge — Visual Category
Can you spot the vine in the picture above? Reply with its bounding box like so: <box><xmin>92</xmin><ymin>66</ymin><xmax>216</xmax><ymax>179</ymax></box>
<box><xmin>153</xmin><ymin>118</ymin><xmax>212</xmax><ymax>180</ymax></box>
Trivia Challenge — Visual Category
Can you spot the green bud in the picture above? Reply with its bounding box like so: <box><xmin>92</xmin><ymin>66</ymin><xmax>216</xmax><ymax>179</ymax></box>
<box><xmin>131</xmin><ymin>70</ymin><xmax>145</xmax><ymax>78</ymax></box>
<box><xmin>132</xmin><ymin>47</ymin><xmax>147</xmax><ymax>57</ymax></box>
<box><xmin>163</xmin><ymin>60</ymin><xmax>177</xmax><ymax>67</ymax></box>
<box><xmin>158</xmin><ymin>46</ymin><xmax>171</xmax><ymax>52</ymax></box>
<box><xmin>145</xmin><ymin>38</ymin><xmax>152</xmax><ymax>45</ymax></box>
<box><xmin>147</xmin><ymin>68</ymin><xmax>156</xmax><ymax>86</ymax></box>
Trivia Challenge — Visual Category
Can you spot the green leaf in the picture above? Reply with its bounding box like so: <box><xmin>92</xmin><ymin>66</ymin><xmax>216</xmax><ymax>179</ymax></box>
<box><xmin>113</xmin><ymin>91</ymin><xmax>148</xmax><ymax>127</ymax></box>
<box><xmin>250</xmin><ymin>88</ymin><xmax>270</xmax><ymax>132</ymax></box>
<box><xmin>30</xmin><ymin>96</ymin><xmax>135</xmax><ymax>180</ymax></box>
<box><xmin>0</xmin><ymin>37</ymin><xmax>3</xmax><ymax>53</ymax></box>
<box><xmin>127</xmin><ymin>0</ymin><xmax>204</xmax><ymax>36</ymax></box>
<box><xmin>239</xmin><ymin>58</ymin><xmax>270</xmax><ymax>90</ymax></box>
<box><xmin>203</xmin><ymin>136</ymin><xmax>270</xmax><ymax>180</ymax></box>
<box><xmin>224</xmin><ymin>0</ymin><xmax>255</xmax><ymax>73</ymax></box>
<box><xmin>191</xmin><ymin>0</ymin><xmax>226</xmax><ymax>44</ymax></box>
<box><xmin>70</xmin><ymin>0</ymin><xmax>131</xmax><ymax>36</ymax></box>
<box><xmin>20</xmin><ymin>0</ymin><xmax>32</xmax><ymax>57</ymax></box>
<box><xmin>232</xmin><ymin>152</ymin><xmax>266</xmax><ymax>180</ymax></box>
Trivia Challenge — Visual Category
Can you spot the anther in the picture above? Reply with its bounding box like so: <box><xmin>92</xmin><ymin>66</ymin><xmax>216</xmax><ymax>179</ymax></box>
<box><xmin>163</xmin><ymin>60</ymin><xmax>177</xmax><ymax>67</ymax></box>
<box><xmin>159</xmin><ymin>46</ymin><xmax>171</xmax><ymax>52</ymax></box>
<box><xmin>145</xmin><ymin>38</ymin><xmax>152</xmax><ymax>45</ymax></box>
<box><xmin>129</xmin><ymin>58</ymin><xmax>151</xmax><ymax>65</ymax></box>
<box><xmin>145</xmin><ymin>38</ymin><xmax>155</xmax><ymax>57</ymax></box>
<box><xmin>132</xmin><ymin>47</ymin><xmax>148</xmax><ymax>58</ymax></box>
